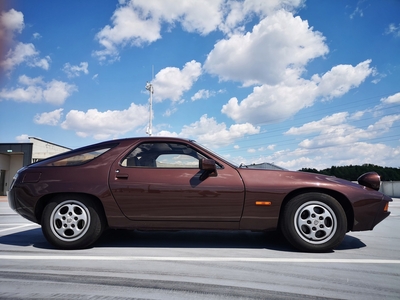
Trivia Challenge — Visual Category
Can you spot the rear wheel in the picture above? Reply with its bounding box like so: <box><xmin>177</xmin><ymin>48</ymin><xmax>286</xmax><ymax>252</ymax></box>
<box><xmin>281</xmin><ymin>193</ymin><xmax>347</xmax><ymax>252</ymax></box>
<box><xmin>41</xmin><ymin>194</ymin><xmax>105</xmax><ymax>249</ymax></box>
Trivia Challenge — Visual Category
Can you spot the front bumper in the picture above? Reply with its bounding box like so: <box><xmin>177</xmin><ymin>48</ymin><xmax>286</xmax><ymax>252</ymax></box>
<box><xmin>7</xmin><ymin>187</ymin><xmax>39</xmax><ymax>224</ymax></box>
<box><xmin>352</xmin><ymin>194</ymin><xmax>392</xmax><ymax>231</ymax></box>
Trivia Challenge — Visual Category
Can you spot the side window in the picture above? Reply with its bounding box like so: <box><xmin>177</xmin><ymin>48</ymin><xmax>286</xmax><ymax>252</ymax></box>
<box><xmin>121</xmin><ymin>142</ymin><xmax>206</xmax><ymax>168</ymax></box>
<box><xmin>46</xmin><ymin>147</ymin><xmax>112</xmax><ymax>166</ymax></box>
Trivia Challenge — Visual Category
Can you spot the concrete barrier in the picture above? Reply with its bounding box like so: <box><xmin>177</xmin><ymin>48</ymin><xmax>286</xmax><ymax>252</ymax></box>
<box><xmin>380</xmin><ymin>181</ymin><xmax>400</xmax><ymax>198</ymax></box>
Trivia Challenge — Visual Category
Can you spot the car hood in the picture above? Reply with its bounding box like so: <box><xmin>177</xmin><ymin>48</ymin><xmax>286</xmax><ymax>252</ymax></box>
<box><xmin>237</xmin><ymin>168</ymin><xmax>381</xmax><ymax>194</ymax></box>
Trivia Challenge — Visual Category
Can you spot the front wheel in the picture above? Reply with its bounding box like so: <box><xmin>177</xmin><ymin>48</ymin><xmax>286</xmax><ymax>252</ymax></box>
<box><xmin>280</xmin><ymin>193</ymin><xmax>347</xmax><ymax>252</ymax></box>
<box><xmin>41</xmin><ymin>194</ymin><xmax>105</xmax><ymax>249</ymax></box>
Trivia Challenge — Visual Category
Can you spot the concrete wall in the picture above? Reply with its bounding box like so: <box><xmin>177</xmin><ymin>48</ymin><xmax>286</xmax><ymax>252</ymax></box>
<box><xmin>380</xmin><ymin>181</ymin><xmax>400</xmax><ymax>198</ymax></box>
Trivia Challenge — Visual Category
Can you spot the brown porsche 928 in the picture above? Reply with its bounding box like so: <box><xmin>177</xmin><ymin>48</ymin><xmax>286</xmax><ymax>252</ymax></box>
<box><xmin>8</xmin><ymin>137</ymin><xmax>392</xmax><ymax>252</ymax></box>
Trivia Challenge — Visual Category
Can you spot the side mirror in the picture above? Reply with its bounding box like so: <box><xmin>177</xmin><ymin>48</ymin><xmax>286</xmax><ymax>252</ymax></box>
<box><xmin>199</xmin><ymin>158</ymin><xmax>217</xmax><ymax>180</ymax></box>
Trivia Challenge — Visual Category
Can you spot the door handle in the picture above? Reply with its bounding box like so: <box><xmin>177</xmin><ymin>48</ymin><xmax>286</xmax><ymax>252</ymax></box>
<box><xmin>116</xmin><ymin>173</ymin><xmax>129</xmax><ymax>179</ymax></box>
<box><xmin>115</xmin><ymin>169</ymin><xmax>129</xmax><ymax>179</ymax></box>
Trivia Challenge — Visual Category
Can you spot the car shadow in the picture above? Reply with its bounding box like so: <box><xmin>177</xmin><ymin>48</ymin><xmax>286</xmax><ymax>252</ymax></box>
<box><xmin>0</xmin><ymin>228</ymin><xmax>53</xmax><ymax>249</ymax></box>
<box><xmin>96</xmin><ymin>229</ymin><xmax>366</xmax><ymax>252</ymax></box>
<box><xmin>0</xmin><ymin>228</ymin><xmax>366</xmax><ymax>252</ymax></box>
<box><xmin>96</xmin><ymin>229</ymin><xmax>293</xmax><ymax>251</ymax></box>
<box><xmin>335</xmin><ymin>234</ymin><xmax>367</xmax><ymax>250</ymax></box>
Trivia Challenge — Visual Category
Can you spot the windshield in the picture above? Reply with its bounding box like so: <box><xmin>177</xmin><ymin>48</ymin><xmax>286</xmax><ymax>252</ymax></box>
<box><xmin>191</xmin><ymin>140</ymin><xmax>285</xmax><ymax>170</ymax></box>
<box><xmin>191</xmin><ymin>140</ymin><xmax>240</xmax><ymax>168</ymax></box>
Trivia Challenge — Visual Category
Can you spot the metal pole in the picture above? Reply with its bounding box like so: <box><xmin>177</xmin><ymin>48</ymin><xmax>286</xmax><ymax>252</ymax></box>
<box><xmin>145</xmin><ymin>82</ymin><xmax>153</xmax><ymax>136</ymax></box>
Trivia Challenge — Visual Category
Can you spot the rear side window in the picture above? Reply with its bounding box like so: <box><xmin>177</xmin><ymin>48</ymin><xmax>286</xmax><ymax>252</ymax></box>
<box><xmin>46</xmin><ymin>147</ymin><xmax>112</xmax><ymax>166</ymax></box>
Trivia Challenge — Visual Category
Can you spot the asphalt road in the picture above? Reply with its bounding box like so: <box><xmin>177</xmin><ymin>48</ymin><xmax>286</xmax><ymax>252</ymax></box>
<box><xmin>0</xmin><ymin>196</ymin><xmax>399</xmax><ymax>299</ymax></box>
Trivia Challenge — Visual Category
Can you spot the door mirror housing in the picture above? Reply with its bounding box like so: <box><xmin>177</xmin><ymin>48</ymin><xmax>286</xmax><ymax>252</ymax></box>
<box><xmin>199</xmin><ymin>159</ymin><xmax>217</xmax><ymax>180</ymax></box>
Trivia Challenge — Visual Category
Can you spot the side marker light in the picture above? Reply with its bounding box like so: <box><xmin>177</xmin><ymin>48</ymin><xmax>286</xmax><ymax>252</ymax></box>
<box><xmin>384</xmin><ymin>202</ymin><xmax>389</xmax><ymax>212</ymax></box>
<box><xmin>256</xmin><ymin>201</ymin><xmax>272</xmax><ymax>206</ymax></box>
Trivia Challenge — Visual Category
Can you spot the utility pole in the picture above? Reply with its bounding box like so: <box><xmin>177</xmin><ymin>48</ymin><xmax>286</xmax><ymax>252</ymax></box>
<box><xmin>145</xmin><ymin>81</ymin><xmax>154</xmax><ymax>136</ymax></box>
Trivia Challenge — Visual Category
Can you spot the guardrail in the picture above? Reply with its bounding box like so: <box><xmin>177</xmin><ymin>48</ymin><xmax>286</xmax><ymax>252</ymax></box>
<box><xmin>380</xmin><ymin>181</ymin><xmax>400</xmax><ymax>198</ymax></box>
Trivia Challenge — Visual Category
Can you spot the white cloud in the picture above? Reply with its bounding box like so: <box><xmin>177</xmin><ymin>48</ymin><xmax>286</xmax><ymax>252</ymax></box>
<box><xmin>236</xmin><ymin>139</ymin><xmax>400</xmax><ymax>171</ymax></box>
<box><xmin>163</xmin><ymin>107</ymin><xmax>177</xmax><ymax>117</ymax></box>
<box><xmin>0</xmin><ymin>75</ymin><xmax>76</xmax><ymax>105</ymax></box>
<box><xmin>191</xmin><ymin>89</ymin><xmax>225</xmax><ymax>101</ymax></box>
<box><xmin>191</xmin><ymin>89</ymin><xmax>213</xmax><ymax>101</ymax></box>
<box><xmin>313</xmin><ymin>60</ymin><xmax>374</xmax><ymax>100</ymax></box>
<box><xmin>350</xmin><ymin>6</ymin><xmax>363</xmax><ymax>19</ymax></box>
<box><xmin>222</xmin><ymin>60</ymin><xmax>373</xmax><ymax>124</ymax></box>
<box><xmin>157</xmin><ymin>114</ymin><xmax>260</xmax><ymax>147</ymax></box>
<box><xmin>18</xmin><ymin>74</ymin><xmax>43</xmax><ymax>86</ymax></box>
<box><xmin>385</xmin><ymin>23</ymin><xmax>400</xmax><ymax>38</ymax></box>
<box><xmin>285</xmin><ymin>112</ymin><xmax>400</xmax><ymax>150</ymax></box>
<box><xmin>93</xmin><ymin>0</ymin><xmax>306</xmax><ymax>61</ymax></box>
<box><xmin>0</xmin><ymin>9</ymin><xmax>24</xmax><ymax>42</ymax></box>
<box><xmin>152</xmin><ymin>60</ymin><xmax>202</xmax><ymax>102</ymax></box>
<box><xmin>366</xmin><ymin>115</ymin><xmax>400</xmax><ymax>134</ymax></box>
<box><xmin>223</xmin><ymin>110</ymin><xmax>400</xmax><ymax>170</ymax></box>
<box><xmin>285</xmin><ymin>112</ymin><xmax>349</xmax><ymax>135</ymax></box>
<box><xmin>33</xmin><ymin>32</ymin><xmax>41</xmax><ymax>39</ymax></box>
<box><xmin>204</xmin><ymin>10</ymin><xmax>328</xmax><ymax>86</ymax></box>
<box><xmin>221</xmin><ymin>0</ymin><xmax>303</xmax><ymax>34</ymax></box>
<box><xmin>44</xmin><ymin>80</ymin><xmax>77</xmax><ymax>105</ymax></box>
<box><xmin>0</xmin><ymin>9</ymin><xmax>50</xmax><ymax>73</ymax></box>
<box><xmin>34</xmin><ymin>108</ymin><xmax>64</xmax><ymax>126</ymax></box>
<box><xmin>277</xmin><ymin>143</ymin><xmax>400</xmax><ymax>171</ymax></box>
<box><xmin>15</xmin><ymin>134</ymin><xmax>29</xmax><ymax>143</ymax></box>
<box><xmin>93</xmin><ymin>0</ymin><xmax>224</xmax><ymax>61</ymax></box>
<box><xmin>61</xmin><ymin>103</ymin><xmax>149</xmax><ymax>140</ymax></box>
<box><xmin>381</xmin><ymin>92</ymin><xmax>400</xmax><ymax>104</ymax></box>
<box><xmin>1</xmin><ymin>42</ymin><xmax>37</xmax><ymax>71</ymax></box>
<box><xmin>28</xmin><ymin>55</ymin><xmax>51</xmax><ymax>70</ymax></box>
<box><xmin>63</xmin><ymin>62</ymin><xmax>89</xmax><ymax>78</ymax></box>
<box><xmin>221</xmin><ymin>76</ymin><xmax>318</xmax><ymax>124</ymax></box>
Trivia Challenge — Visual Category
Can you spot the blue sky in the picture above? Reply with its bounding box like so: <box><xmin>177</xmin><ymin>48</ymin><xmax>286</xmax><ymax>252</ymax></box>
<box><xmin>0</xmin><ymin>0</ymin><xmax>399</xmax><ymax>170</ymax></box>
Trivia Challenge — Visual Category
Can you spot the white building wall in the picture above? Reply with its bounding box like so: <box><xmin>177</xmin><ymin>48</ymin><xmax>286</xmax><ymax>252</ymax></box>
<box><xmin>29</xmin><ymin>137</ymin><xmax>70</xmax><ymax>162</ymax></box>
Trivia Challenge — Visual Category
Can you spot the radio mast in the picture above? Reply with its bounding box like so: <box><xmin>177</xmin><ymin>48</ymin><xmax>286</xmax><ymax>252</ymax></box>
<box><xmin>145</xmin><ymin>81</ymin><xmax>154</xmax><ymax>136</ymax></box>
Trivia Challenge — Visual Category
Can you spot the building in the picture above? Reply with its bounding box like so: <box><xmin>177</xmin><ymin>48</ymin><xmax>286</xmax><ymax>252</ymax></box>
<box><xmin>0</xmin><ymin>137</ymin><xmax>71</xmax><ymax>196</ymax></box>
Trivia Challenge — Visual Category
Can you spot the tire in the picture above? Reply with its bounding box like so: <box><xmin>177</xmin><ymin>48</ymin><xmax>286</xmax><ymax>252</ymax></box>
<box><xmin>41</xmin><ymin>194</ymin><xmax>105</xmax><ymax>249</ymax></box>
<box><xmin>280</xmin><ymin>193</ymin><xmax>347</xmax><ymax>252</ymax></box>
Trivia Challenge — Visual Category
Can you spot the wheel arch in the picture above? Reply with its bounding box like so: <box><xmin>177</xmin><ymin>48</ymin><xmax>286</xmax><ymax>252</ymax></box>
<box><xmin>35</xmin><ymin>192</ymin><xmax>108</xmax><ymax>227</ymax></box>
<box><xmin>279</xmin><ymin>188</ymin><xmax>354</xmax><ymax>232</ymax></box>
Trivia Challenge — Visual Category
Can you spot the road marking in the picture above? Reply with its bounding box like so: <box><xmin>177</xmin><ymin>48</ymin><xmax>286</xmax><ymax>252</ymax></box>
<box><xmin>0</xmin><ymin>255</ymin><xmax>399</xmax><ymax>264</ymax></box>
<box><xmin>0</xmin><ymin>224</ymin><xmax>38</xmax><ymax>233</ymax></box>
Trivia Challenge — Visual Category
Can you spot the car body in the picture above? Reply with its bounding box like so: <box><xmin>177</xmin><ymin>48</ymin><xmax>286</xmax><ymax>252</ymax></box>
<box><xmin>8</xmin><ymin>137</ymin><xmax>392</xmax><ymax>252</ymax></box>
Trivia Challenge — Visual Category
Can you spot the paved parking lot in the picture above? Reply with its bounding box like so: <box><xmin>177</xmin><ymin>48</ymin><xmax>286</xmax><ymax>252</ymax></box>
<box><xmin>1</xmin><ymin>196</ymin><xmax>399</xmax><ymax>299</ymax></box>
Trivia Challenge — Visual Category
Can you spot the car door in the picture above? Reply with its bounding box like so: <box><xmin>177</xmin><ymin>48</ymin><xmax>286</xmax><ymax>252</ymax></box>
<box><xmin>108</xmin><ymin>141</ymin><xmax>244</xmax><ymax>224</ymax></box>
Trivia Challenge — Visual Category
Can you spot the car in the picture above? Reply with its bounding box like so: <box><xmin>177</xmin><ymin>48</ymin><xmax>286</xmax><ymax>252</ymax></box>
<box><xmin>8</xmin><ymin>137</ymin><xmax>392</xmax><ymax>252</ymax></box>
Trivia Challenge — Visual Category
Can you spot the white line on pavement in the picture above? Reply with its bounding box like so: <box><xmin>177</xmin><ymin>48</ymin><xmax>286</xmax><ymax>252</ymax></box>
<box><xmin>0</xmin><ymin>224</ymin><xmax>38</xmax><ymax>233</ymax></box>
<box><xmin>0</xmin><ymin>255</ymin><xmax>399</xmax><ymax>264</ymax></box>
